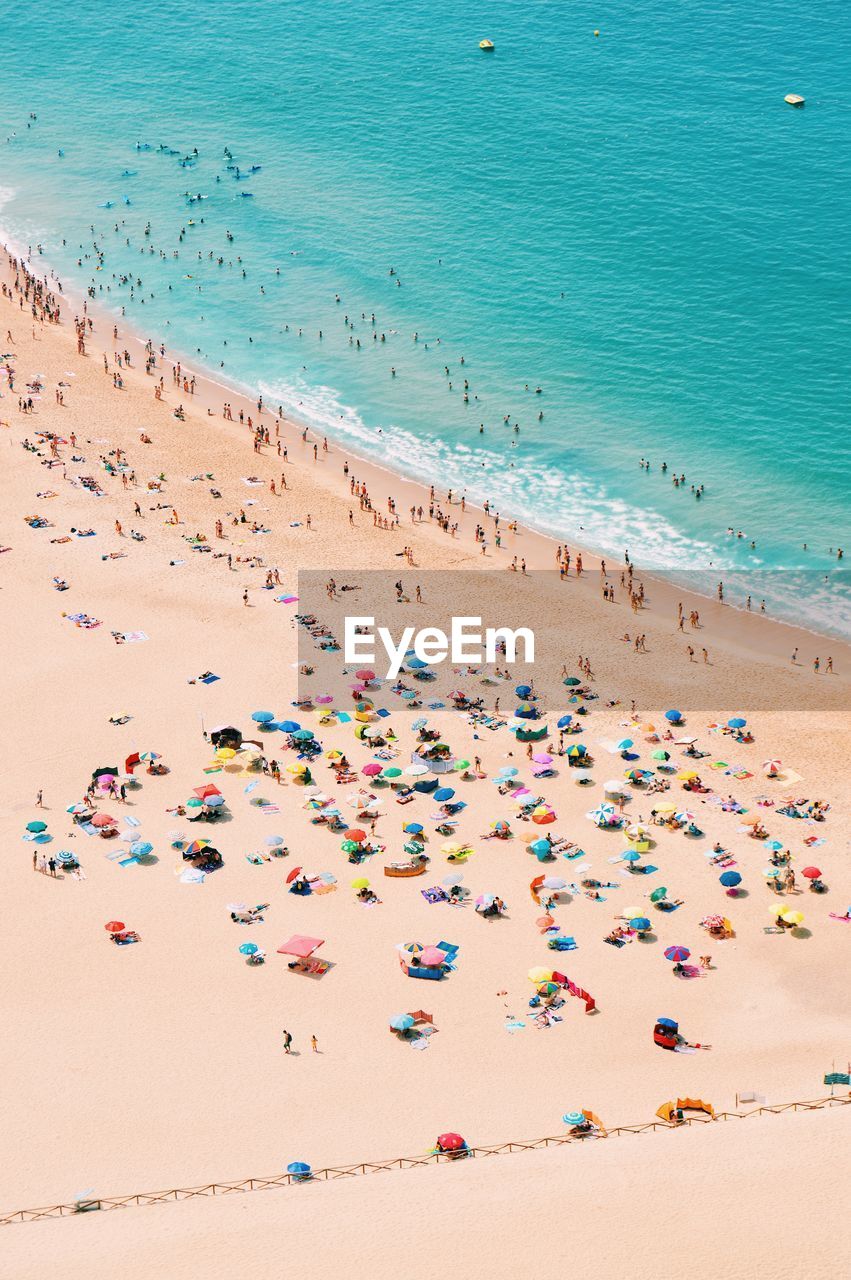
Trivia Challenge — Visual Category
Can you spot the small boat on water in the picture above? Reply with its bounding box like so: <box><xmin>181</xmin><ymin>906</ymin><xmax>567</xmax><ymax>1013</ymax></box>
<box><xmin>479</xmin><ymin>39</ymin><xmax>494</xmax><ymax>52</ymax></box>
<box><xmin>784</xmin><ymin>93</ymin><xmax>805</xmax><ymax>108</ymax></box>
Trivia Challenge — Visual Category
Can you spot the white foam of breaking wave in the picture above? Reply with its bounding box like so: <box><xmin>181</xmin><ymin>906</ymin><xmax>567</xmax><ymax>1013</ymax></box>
<box><xmin>259</xmin><ymin>375</ymin><xmax>736</xmax><ymax>572</ymax></box>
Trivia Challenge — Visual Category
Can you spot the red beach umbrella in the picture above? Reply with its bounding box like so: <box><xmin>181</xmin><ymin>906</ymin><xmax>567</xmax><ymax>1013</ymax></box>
<box><xmin>437</xmin><ymin>1133</ymin><xmax>465</xmax><ymax>1152</ymax></box>
<box><xmin>362</xmin><ymin>763</ymin><xmax>382</xmax><ymax>777</ymax></box>
<box><xmin>277</xmin><ymin>934</ymin><xmax>324</xmax><ymax>958</ymax></box>
<box><xmin>104</xmin><ymin>921</ymin><xmax>125</xmax><ymax>933</ymax></box>
<box><xmin>193</xmin><ymin>783</ymin><xmax>222</xmax><ymax>800</ymax></box>
<box><xmin>801</xmin><ymin>866</ymin><xmax>821</xmax><ymax>879</ymax></box>
<box><xmin>91</xmin><ymin>814</ymin><xmax>116</xmax><ymax>827</ymax></box>
<box><xmin>285</xmin><ymin>866</ymin><xmax>304</xmax><ymax>884</ymax></box>
<box><xmin>344</xmin><ymin>829</ymin><xmax>366</xmax><ymax>843</ymax></box>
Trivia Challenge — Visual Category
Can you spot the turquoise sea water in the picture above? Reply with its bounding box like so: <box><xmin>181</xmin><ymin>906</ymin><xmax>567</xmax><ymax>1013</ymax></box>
<box><xmin>1</xmin><ymin>1</ymin><xmax>849</xmax><ymax>634</ymax></box>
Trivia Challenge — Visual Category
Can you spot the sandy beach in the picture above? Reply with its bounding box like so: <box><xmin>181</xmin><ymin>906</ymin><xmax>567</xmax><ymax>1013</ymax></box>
<box><xmin>1</xmin><ymin>248</ymin><xmax>849</xmax><ymax>1275</ymax></box>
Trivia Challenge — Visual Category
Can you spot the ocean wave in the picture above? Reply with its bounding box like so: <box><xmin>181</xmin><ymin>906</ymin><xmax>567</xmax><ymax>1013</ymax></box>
<box><xmin>259</xmin><ymin>374</ymin><xmax>737</xmax><ymax>573</ymax></box>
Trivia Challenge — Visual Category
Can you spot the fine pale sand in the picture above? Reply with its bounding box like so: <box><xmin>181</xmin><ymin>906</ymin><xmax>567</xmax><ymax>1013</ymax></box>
<box><xmin>1</xmin><ymin>250</ymin><xmax>848</xmax><ymax>1273</ymax></box>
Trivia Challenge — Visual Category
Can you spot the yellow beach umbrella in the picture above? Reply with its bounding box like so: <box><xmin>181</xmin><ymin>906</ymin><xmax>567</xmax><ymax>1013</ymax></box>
<box><xmin>287</xmin><ymin>762</ymin><xmax>307</xmax><ymax>775</ymax></box>
<box><xmin>768</xmin><ymin>904</ymin><xmax>786</xmax><ymax>917</ymax></box>
<box><xmin>325</xmin><ymin>749</ymin><xmax>343</xmax><ymax>759</ymax></box>
<box><xmin>441</xmin><ymin>842</ymin><xmax>463</xmax><ymax>856</ymax></box>
<box><xmin>528</xmin><ymin>967</ymin><xmax>553</xmax><ymax>984</ymax></box>
<box><xmin>654</xmin><ymin>802</ymin><xmax>677</xmax><ymax>814</ymax></box>
<box><xmin>781</xmin><ymin>910</ymin><xmax>804</xmax><ymax>926</ymax></box>
<box><xmin>676</xmin><ymin>771</ymin><xmax>698</xmax><ymax>781</ymax></box>
<box><xmin>215</xmin><ymin>747</ymin><xmax>236</xmax><ymax>760</ymax></box>
<box><xmin>351</xmin><ymin>877</ymin><xmax>370</xmax><ymax>890</ymax></box>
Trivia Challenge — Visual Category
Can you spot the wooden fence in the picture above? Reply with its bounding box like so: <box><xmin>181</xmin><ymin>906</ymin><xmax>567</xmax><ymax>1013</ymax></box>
<box><xmin>2</xmin><ymin>1093</ymin><xmax>847</xmax><ymax>1226</ymax></box>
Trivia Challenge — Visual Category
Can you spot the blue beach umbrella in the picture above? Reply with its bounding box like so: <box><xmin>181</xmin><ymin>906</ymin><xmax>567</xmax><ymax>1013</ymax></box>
<box><xmin>515</xmin><ymin>684</ymin><xmax>532</xmax><ymax>698</ymax></box>
<box><xmin>719</xmin><ymin>871</ymin><xmax>742</xmax><ymax>887</ymax></box>
<box><xmin>204</xmin><ymin>794</ymin><xmax>225</xmax><ymax>807</ymax></box>
<box><xmin>622</xmin><ymin>850</ymin><xmax>641</xmax><ymax>862</ymax></box>
<box><xmin>390</xmin><ymin>1013</ymin><xmax>415</xmax><ymax>1033</ymax></box>
<box><xmin>665</xmin><ymin>710</ymin><xmax>682</xmax><ymax>723</ymax></box>
<box><xmin>434</xmin><ymin>788</ymin><xmax>455</xmax><ymax>802</ymax></box>
<box><xmin>130</xmin><ymin>841</ymin><xmax>153</xmax><ymax>856</ymax></box>
<box><xmin>26</xmin><ymin>821</ymin><xmax>48</xmax><ymax>833</ymax></box>
<box><xmin>278</xmin><ymin>720</ymin><xmax>301</xmax><ymax>733</ymax></box>
<box><xmin>629</xmin><ymin>917</ymin><xmax>651</xmax><ymax>931</ymax></box>
<box><xmin>530</xmin><ymin>839</ymin><xmax>550</xmax><ymax>855</ymax></box>
<box><xmin>562</xmin><ymin>1111</ymin><xmax>585</xmax><ymax>1126</ymax></box>
<box><xmin>251</xmin><ymin>711</ymin><xmax>275</xmax><ymax>723</ymax></box>
<box><xmin>287</xmin><ymin>1162</ymin><xmax>312</xmax><ymax>1180</ymax></box>
<box><xmin>239</xmin><ymin>942</ymin><xmax>259</xmax><ymax>956</ymax></box>
<box><xmin>407</xmin><ymin>657</ymin><xmax>429</xmax><ymax>669</ymax></box>
<box><xmin>557</xmin><ymin>715</ymin><xmax>573</xmax><ymax>729</ymax></box>
<box><xmin>764</xmin><ymin>867</ymin><xmax>780</xmax><ymax>878</ymax></box>
<box><xmin>293</xmin><ymin>729</ymin><xmax>314</xmax><ymax>741</ymax></box>
<box><xmin>727</xmin><ymin>717</ymin><xmax>747</xmax><ymax>729</ymax></box>
<box><xmin>617</xmin><ymin>739</ymin><xmax>634</xmax><ymax>750</ymax></box>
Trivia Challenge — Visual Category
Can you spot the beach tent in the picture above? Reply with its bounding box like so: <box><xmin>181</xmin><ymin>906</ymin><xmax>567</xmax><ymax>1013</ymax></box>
<box><xmin>656</xmin><ymin>1098</ymin><xmax>715</xmax><ymax>1122</ymax></box>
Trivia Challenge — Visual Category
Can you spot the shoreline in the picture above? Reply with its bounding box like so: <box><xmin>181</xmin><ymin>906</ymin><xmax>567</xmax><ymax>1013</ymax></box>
<box><xmin>4</xmin><ymin>234</ymin><xmax>850</xmax><ymax>670</ymax></box>
<box><xmin>4</xmin><ymin>231</ymin><xmax>849</xmax><ymax>654</ymax></box>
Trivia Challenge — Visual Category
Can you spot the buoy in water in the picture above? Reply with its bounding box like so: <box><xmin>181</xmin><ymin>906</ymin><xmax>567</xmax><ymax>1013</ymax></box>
<box><xmin>784</xmin><ymin>93</ymin><xmax>805</xmax><ymax>108</ymax></box>
<box><xmin>479</xmin><ymin>39</ymin><xmax>494</xmax><ymax>52</ymax></box>
<box><xmin>594</xmin><ymin>30</ymin><xmax>600</xmax><ymax>37</ymax></box>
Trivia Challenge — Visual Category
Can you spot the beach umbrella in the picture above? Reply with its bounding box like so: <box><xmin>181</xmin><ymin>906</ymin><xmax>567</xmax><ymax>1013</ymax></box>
<box><xmin>185</xmin><ymin>839</ymin><xmax>210</xmax><ymax>856</ymax></box>
<box><xmin>536</xmin><ymin>914</ymin><xmax>555</xmax><ymax>929</ymax></box>
<box><xmin>361</xmin><ymin>764</ymin><xmax>382</xmax><ymax>777</ymax></box>
<box><xmin>441</xmin><ymin>842</ymin><xmax>464</xmax><ymax>856</ymax></box>
<box><xmin>26</xmin><ymin>820</ymin><xmax>48</xmax><ymax>833</ymax></box>
<box><xmin>603</xmin><ymin>779</ymin><xmax>624</xmax><ymax>793</ymax></box>
<box><xmin>251</xmin><ymin>711</ymin><xmax>275</xmax><ymax>723</ymax></box>
<box><xmin>654</xmin><ymin>802</ymin><xmax>677</xmax><ymax>814</ymax></box>
<box><xmin>194</xmin><ymin>783</ymin><xmax>222</xmax><ymax>800</ymax></box>
<box><xmin>665</xmin><ymin>710</ymin><xmax>683</xmax><ymax>723</ymax></box>
<box><xmin>434</xmin><ymin>787</ymin><xmax>455</xmax><ymax>802</ymax></box>
<box><xmin>491</xmin><ymin>820</ymin><xmax>510</xmax><ymax>832</ymax></box>
<box><xmin>617</xmin><ymin>739</ymin><xmax>634</xmax><ymax>751</ymax></box>
<box><xmin>629</xmin><ymin>917</ymin><xmax>651</xmax><ymax>931</ymax></box>
<box><xmin>239</xmin><ymin>942</ymin><xmax>259</xmax><ymax>956</ymax></box>
<box><xmin>557</xmin><ymin>715</ymin><xmax>573</xmax><ymax>729</ymax></box>
<box><xmin>664</xmin><ymin>946</ymin><xmax>690</xmax><ymax>962</ymax></box>
<box><xmin>765</xmin><ymin>840</ymin><xmax>784</xmax><ymax>851</ymax></box>
<box><xmin>390</xmin><ymin>1013</ymin><xmax>414</xmax><ymax>1032</ymax></box>
<box><xmin>315</xmin><ymin>695</ymin><xmax>334</xmax><ymax>705</ymax></box>
<box><xmin>542</xmin><ymin>877</ymin><xmax>566</xmax><ymax>890</ymax></box>
<box><xmin>442</xmin><ymin>873</ymin><xmax>464</xmax><ymax>887</ymax></box>
<box><xmin>344</xmin><ymin>828</ymin><xmax>366</xmax><ymax>843</ymax></box>
<box><xmin>651</xmin><ymin>750</ymin><xmax>670</xmax><ymax>762</ymax></box>
<box><xmin>528</xmin><ymin>966</ymin><xmax>553</xmax><ymax>984</ymax></box>
<box><xmin>91</xmin><ymin>814</ymin><xmax>116</xmax><ymax>827</ymax></box>
<box><xmin>405</xmin><ymin>763</ymin><xmax>429</xmax><ymax>777</ymax></box>
<box><xmin>278</xmin><ymin>721</ymin><xmax>301</xmax><ymax>734</ymax></box>
<box><xmin>727</xmin><ymin>717</ymin><xmax>747</xmax><ymax>729</ymax></box>
<box><xmin>420</xmin><ymin>947</ymin><xmax>446</xmax><ymax>967</ymax></box>
<box><xmin>355</xmin><ymin>669</ymin><xmax>376</xmax><ymax>681</ymax></box>
<box><xmin>402</xmin><ymin>942</ymin><xmax>424</xmax><ymax>955</ymax></box>
<box><xmin>763</xmin><ymin>867</ymin><xmax>781</xmax><ymax>878</ymax></box>
<box><xmin>351</xmin><ymin>877</ymin><xmax>370</xmax><ymax>890</ymax></box>
<box><xmin>293</xmin><ymin>729</ymin><xmax>314</xmax><ymax>742</ymax></box>
<box><xmin>532</xmin><ymin>810</ymin><xmax>556</xmax><ymax>825</ymax></box>
<box><xmin>277</xmin><ymin>934</ymin><xmax>323</xmax><ymax>957</ymax></box>
<box><xmin>204</xmin><ymin>794</ymin><xmax>225</xmax><ymax>807</ymax></box>
<box><xmin>437</xmin><ymin>1133</ymin><xmax>465</xmax><ymax>1152</ymax></box>
<box><xmin>567</xmin><ymin>744</ymin><xmax>587</xmax><ymax>757</ymax></box>
<box><xmin>533</xmin><ymin>753</ymin><xmax>553</xmax><ymax>765</ymax></box>
<box><xmin>719</xmin><ymin>871</ymin><xmax>742</xmax><ymax>887</ymax></box>
<box><xmin>475</xmin><ymin>893</ymin><xmax>495</xmax><ymax>908</ymax></box>
<box><xmin>407</xmin><ymin>656</ymin><xmax>429</xmax><ymax>670</ymax></box>
<box><xmin>563</xmin><ymin>677</ymin><xmax>581</xmax><ymax>687</ymax></box>
<box><xmin>763</xmin><ymin>759</ymin><xmax>782</xmax><ymax>775</ymax></box>
<box><xmin>530</xmin><ymin>839</ymin><xmax>550</xmax><ymax>856</ymax></box>
<box><xmin>674</xmin><ymin>810</ymin><xmax>695</xmax><ymax>824</ymax></box>
<box><xmin>701</xmin><ymin>914</ymin><xmax>726</xmax><ymax>929</ymax></box>
<box><xmin>340</xmin><ymin>840</ymin><xmax>359</xmax><ymax>853</ymax></box>
<box><xmin>656</xmin><ymin>1017</ymin><xmax>678</xmax><ymax>1030</ymax></box>
<box><xmin>403</xmin><ymin>822</ymin><xmax>424</xmax><ymax>835</ymax></box>
<box><xmin>56</xmin><ymin>851</ymin><xmax>76</xmax><ymax>864</ymax></box>
<box><xmin>104</xmin><ymin>921</ymin><xmax>125</xmax><ymax>933</ymax></box>
<box><xmin>453</xmin><ymin>759</ymin><xmax>471</xmax><ymax>771</ymax></box>
<box><xmin>676</xmin><ymin>770</ymin><xmax>699</xmax><ymax>781</ymax></box>
<box><xmin>515</xmin><ymin>684</ymin><xmax>532</xmax><ymax>697</ymax></box>
<box><xmin>265</xmin><ymin>835</ymin><xmax>284</xmax><ymax>847</ymax></box>
<box><xmin>622</xmin><ymin>850</ymin><xmax>641</xmax><ymax>863</ymax></box>
<box><xmin>129</xmin><ymin>841</ymin><xmax>153</xmax><ymax>857</ymax></box>
<box><xmin>562</xmin><ymin>1111</ymin><xmax>586</xmax><ymax>1126</ymax></box>
<box><xmin>650</xmin><ymin>886</ymin><xmax>668</xmax><ymax>902</ymax></box>
<box><xmin>287</xmin><ymin>1162</ymin><xmax>312</xmax><ymax>1178</ymax></box>
<box><xmin>66</xmin><ymin>803</ymin><xmax>91</xmax><ymax>815</ymax></box>
<box><xmin>768</xmin><ymin>904</ymin><xmax>787</xmax><ymax>916</ymax></box>
<box><xmin>381</xmin><ymin>767</ymin><xmax>402</xmax><ymax>779</ymax></box>
<box><xmin>801</xmin><ymin>866</ymin><xmax>821</xmax><ymax>879</ymax></box>
<box><xmin>781</xmin><ymin>910</ymin><xmax>804</xmax><ymax>926</ymax></box>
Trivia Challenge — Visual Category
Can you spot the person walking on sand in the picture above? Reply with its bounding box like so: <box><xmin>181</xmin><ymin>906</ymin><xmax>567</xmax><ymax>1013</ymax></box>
<box><xmin>48</xmin><ymin>856</ymin><xmax>56</xmax><ymax>877</ymax></box>
<box><xmin>282</xmin><ymin>1030</ymin><xmax>293</xmax><ymax>1054</ymax></box>
<box><xmin>242</xmin><ymin>589</ymin><xmax>249</xmax><ymax>607</ymax></box>
<box><xmin>311</xmin><ymin>1034</ymin><xmax>319</xmax><ymax>1053</ymax></box>
<box><xmin>32</xmin><ymin>850</ymin><xmax>38</xmax><ymax>871</ymax></box>
<box><xmin>36</xmin><ymin>789</ymin><xmax>43</xmax><ymax>807</ymax></box>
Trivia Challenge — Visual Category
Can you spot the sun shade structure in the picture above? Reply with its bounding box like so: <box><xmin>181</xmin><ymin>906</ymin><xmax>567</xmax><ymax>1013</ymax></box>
<box><xmin>277</xmin><ymin>935</ymin><xmax>324</xmax><ymax>958</ymax></box>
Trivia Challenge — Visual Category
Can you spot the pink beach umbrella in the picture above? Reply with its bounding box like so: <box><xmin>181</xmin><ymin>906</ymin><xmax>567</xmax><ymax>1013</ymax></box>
<box><xmin>362</xmin><ymin>763</ymin><xmax>383</xmax><ymax>777</ymax></box>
